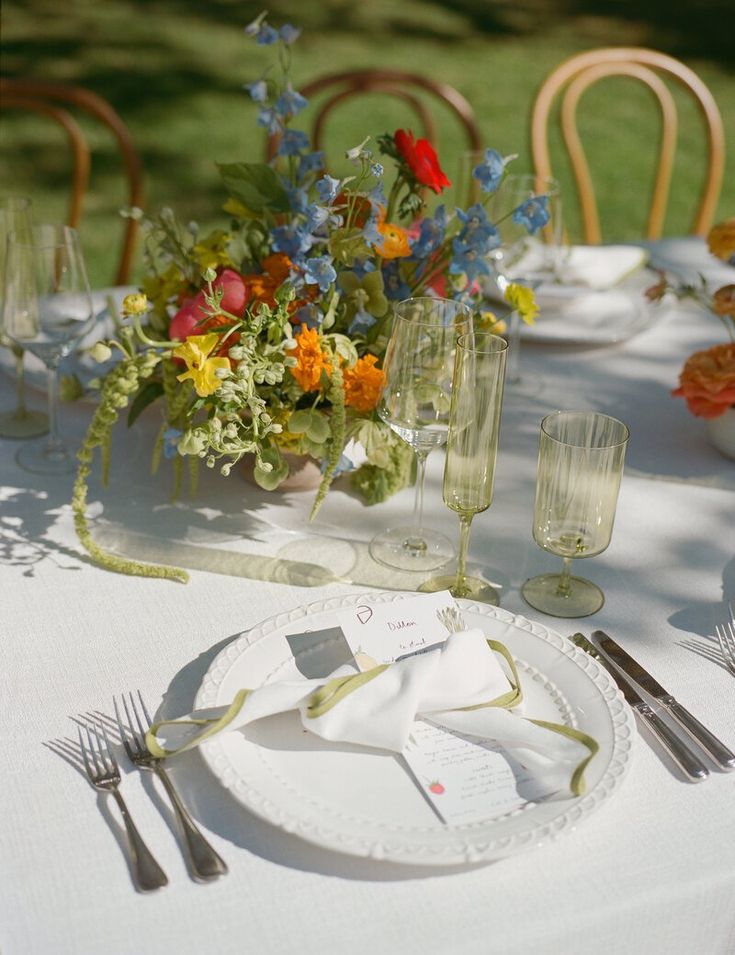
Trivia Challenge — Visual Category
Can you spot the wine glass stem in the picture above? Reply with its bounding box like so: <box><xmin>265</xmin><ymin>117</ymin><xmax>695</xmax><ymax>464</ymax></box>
<box><xmin>13</xmin><ymin>346</ymin><xmax>28</xmax><ymax>416</ymax></box>
<box><xmin>506</xmin><ymin>310</ymin><xmax>521</xmax><ymax>384</ymax></box>
<box><xmin>454</xmin><ymin>513</ymin><xmax>474</xmax><ymax>595</ymax></box>
<box><xmin>556</xmin><ymin>556</ymin><xmax>573</xmax><ymax>597</ymax></box>
<box><xmin>411</xmin><ymin>449</ymin><xmax>429</xmax><ymax>531</ymax></box>
<box><xmin>45</xmin><ymin>362</ymin><xmax>64</xmax><ymax>456</ymax></box>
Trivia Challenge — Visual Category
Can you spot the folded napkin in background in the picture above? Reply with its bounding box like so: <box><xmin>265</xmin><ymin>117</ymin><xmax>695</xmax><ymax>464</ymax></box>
<box><xmin>147</xmin><ymin>629</ymin><xmax>598</xmax><ymax>797</ymax></box>
<box><xmin>514</xmin><ymin>242</ymin><xmax>649</xmax><ymax>291</ymax></box>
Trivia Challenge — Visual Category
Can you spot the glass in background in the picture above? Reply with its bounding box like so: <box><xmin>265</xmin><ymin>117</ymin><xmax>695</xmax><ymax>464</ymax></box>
<box><xmin>0</xmin><ymin>196</ymin><xmax>49</xmax><ymax>438</ymax></box>
<box><xmin>3</xmin><ymin>224</ymin><xmax>95</xmax><ymax>474</ymax></box>
<box><xmin>420</xmin><ymin>331</ymin><xmax>507</xmax><ymax>603</ymax></box>
<box><xmin>369</xmin><ymin>297</ymin><xmax>473</xmax><ymax>572</ymax></box>
<box><xmin>521</xmin><ymin>411</ymin><xmax>629</xmax><ymax>618</ymax></box>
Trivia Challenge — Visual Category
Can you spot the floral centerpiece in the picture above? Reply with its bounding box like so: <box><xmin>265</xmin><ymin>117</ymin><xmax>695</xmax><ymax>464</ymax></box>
<box><xmin>71</xmin><ymin>13</ymin><xmax>545</xmax><ymax>581</ymax></box>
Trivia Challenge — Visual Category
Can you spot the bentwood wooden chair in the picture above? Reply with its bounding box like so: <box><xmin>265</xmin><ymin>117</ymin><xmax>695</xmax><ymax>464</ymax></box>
<box><xmin>530</xmin><ymin>48</ymin><xmax>726</xmax><ymax>243</ymax></box>
<box><xmin>267</xmin><ymin>68</ymin><xmax>482</xmax><ymax>165</ymax></box>
<box><xmin>0</xmin><ymin>78</ymin><xmax>144</xmax><ymax>283</ymax></box>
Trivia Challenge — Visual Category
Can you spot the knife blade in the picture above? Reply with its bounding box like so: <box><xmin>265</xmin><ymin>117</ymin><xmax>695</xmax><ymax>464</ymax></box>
<box><xmin>593</xmin><ymin>630</ymin><xmax>735</xmax><ymax>771</ymax></box>
<box><xmin>571</xmin><ymin>633</ymin><xmax>709</xmax><ymax>781</ymax></box>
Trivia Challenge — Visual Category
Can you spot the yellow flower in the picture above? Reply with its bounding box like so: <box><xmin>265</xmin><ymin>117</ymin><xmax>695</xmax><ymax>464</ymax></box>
<box><xmin>343</xmin><ymin>354</ymin><xmax>386</xmax><ymax>412</ymax></box>
<box><xmin>290</xmin><ymin>324</ymin><xmax>331</xmax><ymax>392</ymax></box>
<box><xmin>477</xmin><ymin>310</ymin><xmax>507</xmax><ymax>335</ymax></box>
<box><xmin>122</xmin><ymin>292</ymin><xmax>149</xmax><ymax>317</ymax></box>
<box><xmin>707</xmin><ymin>218</ymin><xmax>735</xmax><ymax>262</ymax></box>
<box><xmin>504</xmin><ymin>283</ymin><xmax>539</xmax><ymax>324</ymax></box>
<box><xmin>173</xmin><ymin>333</ymin><xmax>230</xmax><ymax>397</ymax></box>
<box><xmin>192</xmin><ymin>229</ymin><xmax>235</xmax><ymax>271</ymax></box>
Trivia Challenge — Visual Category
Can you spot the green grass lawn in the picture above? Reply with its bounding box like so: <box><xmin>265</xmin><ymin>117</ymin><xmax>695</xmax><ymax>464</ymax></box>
<box><xmin>2</xmin><ymin>0</ymin><xmax>733</xmax><ymax>287</ymax></box>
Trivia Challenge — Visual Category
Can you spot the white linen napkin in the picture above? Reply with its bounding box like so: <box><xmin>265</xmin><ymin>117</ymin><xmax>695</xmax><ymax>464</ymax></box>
<box><xmin>514</xmin><ymin>242</ymin><xmax>649</xmax><ymax>291</ymax></box>
<box><xmin>148</xmin><ymin>629</ymin><xmax>598</xmax><ymax>796</ymax></box>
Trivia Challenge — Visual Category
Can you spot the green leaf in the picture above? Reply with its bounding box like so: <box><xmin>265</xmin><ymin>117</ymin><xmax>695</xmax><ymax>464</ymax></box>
<box><xmin>217</xmin><ymin>162</ymin><xmax>290</xmax><ymax>214</ymax></box>
<box><xmin>306</xmin><ymin>411</ymin><xmax>330</xmax><ymax>443</ymax></box>
<box><xmin>253</xmin><ymin>448</ymin><xmax>289</xmax><ymax>491</ymax></box>
<box><xmin>127</xmin><ymin>380</ymin><xmax>164</xmax><ymax>428</ymax></box>
<box><xmin>288</xmin><ymin>409</ymin><xmax>313</xmax><ymax>433</ymax></box>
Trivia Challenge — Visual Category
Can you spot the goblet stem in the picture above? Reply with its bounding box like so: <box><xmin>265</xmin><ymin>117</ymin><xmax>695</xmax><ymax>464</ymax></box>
<box><xmin>556</xmin><ymin>556</ymin><xmax>574</xmax><ymax>598</ymax></box>
<box><xmin>45</xmin><ymin>362</ymin><xmax>65</xmax><ymax>457</ymax></box>
<box><xmin>453</xmin><ymin>513</ymin><xmax>474</xmax><ymax>597</ymax></box>
<box><xmin>13</xmin><ymin>346</ymin><xmax>28</xmax><ymax>416</ymax></box>
<box><xmin>411</xmin><ymin>449</ymin><xmax>429</xmax><ymax>529</ymax></box>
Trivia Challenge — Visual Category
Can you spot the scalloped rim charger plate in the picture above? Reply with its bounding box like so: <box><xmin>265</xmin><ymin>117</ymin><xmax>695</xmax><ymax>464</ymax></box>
<box><xmin>195</xmin><ymin>593</ymin><xmax>635</xmax><ymax>866</ymax></box>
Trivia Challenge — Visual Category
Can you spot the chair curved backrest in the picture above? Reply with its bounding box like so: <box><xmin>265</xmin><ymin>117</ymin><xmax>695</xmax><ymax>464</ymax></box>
<box><xmin>0</xmin><ymin>78</ymin><xmax>144</xmax><ymax>283</ymax></box>
<box><xmin>530</xmin><ymin>48</ymin><xmax>726</xmax><ymax>243</ymax></box>
<box><xmin>267</xmin><ymin>68</ymin><xmax>482</xmax><ymax>165</ymax></box>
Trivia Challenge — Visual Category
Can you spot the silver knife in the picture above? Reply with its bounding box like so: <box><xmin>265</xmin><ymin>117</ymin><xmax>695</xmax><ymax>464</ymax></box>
<box><xmin>571</xmin><ymin>633</ymin><xmax>709</xmax><ymax>781</ymax></box>
<box><xmin>592</xmin><ymin>630</ymin><xmax>735</xmax><ymax>771</ymax></box>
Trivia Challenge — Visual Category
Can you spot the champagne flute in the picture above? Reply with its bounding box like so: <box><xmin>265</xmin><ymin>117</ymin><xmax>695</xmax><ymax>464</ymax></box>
<box><xmin>521</xmin><ymin>411</ymin><xmax>629</xmax><ymax>618</ymax></box>
<box><xmin>420</xmin><ymin>331</ymin><xmax>507</xmax><ymax>603</ymax></box>
<box><xmin>369</xmin><ymin>297</ymin><xmax>473</xmax><ymax>572</ymax></box>
<box><xmin>3</xmin><ymin>224</ymin><xmax>95</xmax><ymax>474</ymax></box>
<box><xmin>0</xmin><ymin>196</ymin><xmax>49</xmax><ymax>438</ymax></box>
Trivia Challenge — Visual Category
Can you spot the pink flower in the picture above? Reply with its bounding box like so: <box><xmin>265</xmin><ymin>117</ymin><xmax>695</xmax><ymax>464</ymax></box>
<box><xmin>169</xmin><ymin>269</ymin><xmax>249</xmax><ymax>341</ymax></box>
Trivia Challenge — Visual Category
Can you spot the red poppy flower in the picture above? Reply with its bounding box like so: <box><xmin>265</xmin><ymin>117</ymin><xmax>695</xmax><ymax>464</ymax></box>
<box><xmin>394</xmin><ymin>129</ymin><xmax>451</xmax><ymax>194</ymax></box>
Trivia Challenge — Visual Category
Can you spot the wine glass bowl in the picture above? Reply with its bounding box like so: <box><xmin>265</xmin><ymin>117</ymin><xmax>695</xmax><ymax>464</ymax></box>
<box><xmin>521</xmin><ymin>410</ymin><xmax>629</xmax><ymax>618</ymax></box>
<box><xmin>420</xmin><ymin>331</ymin><xmax>508</xmax><ymax>603</ymax></box>
<box><xmin>3</xmin><ymin>224</ymin><xmax>95</xmax><ymax>474</ymax></box>
<box><xmin>369</xmin><ymin>297</ymin><xmax>473</xmax><ymax>571</ymax></box>
<box><xmin>0</xmin><ymin>195</ymin><xmax>49</xmax><ymax>439</ymax></box>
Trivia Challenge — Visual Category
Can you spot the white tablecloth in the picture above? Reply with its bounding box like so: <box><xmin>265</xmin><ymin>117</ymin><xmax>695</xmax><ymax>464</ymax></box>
<box><xmin>2</xmin><ymin>262</ymin><xmax>734</xmax><ymax>955</ymax></box>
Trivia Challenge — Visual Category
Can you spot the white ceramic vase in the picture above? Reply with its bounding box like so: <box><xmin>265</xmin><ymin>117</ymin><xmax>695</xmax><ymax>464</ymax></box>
<box><xmin>706</xmin><ymin>406</ymin><xmax>735</xmax><ymax>461</ymax></box>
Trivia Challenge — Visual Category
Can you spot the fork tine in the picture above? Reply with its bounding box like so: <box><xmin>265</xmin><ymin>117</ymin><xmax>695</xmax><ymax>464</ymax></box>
<box><xmin>99</xmin><ymin>721</ymin><xmax>119</xmax><ymax>772</ymax></box>
<box><xmin>84</xmin><ymin>721</ymin><xmax>104</xmax><ymax>776</ymax></box>
<box><xmin>113</xmin><ymin>696</ymin><xmax>136</xmax><ymax>760</ymax></box>
<box><xmin>715</xmin><ymin>622</ymin><xmax>735</xmax><ymax>675</ymax></box>
<box><xmin>78</xmin><ymin>726</ymin><xmax>94</xmax><ymax>778</ymax></box>
<box><xmin>128</xmin><ymin>691</ymin><xmax>149</xmax><ymax>741</ymax></box>
<box><xmin>136</xmin><ymin>691</ymin><xmax>153</xmax><ymax>728</ymax></box>
<box><xmin>120</xmin><ymin>692</ymin><xmax>144</xmax><ymax>753</ymax></box>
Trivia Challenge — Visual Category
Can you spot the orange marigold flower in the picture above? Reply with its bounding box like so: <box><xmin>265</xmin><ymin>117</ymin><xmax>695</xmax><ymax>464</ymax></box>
<box><xmin>261</xmin><ymin>252</ymin><xmax>294</xmax><ymax>285</ymax></box>
<box><xmin>707</xmin><ymin>218</ymin><xmax>735</xmax><ymax>262</ymax></box>
<box><xmin>290</xmin><ymin>324</ymin><xmax>331</xmax><ymax>392</ymax></box>
<box><xmin>672</xmin><ymin>342</ymin><xmax>735</xmax><ymax>419</ymax></box>
<box><xmin>343</xmin><ymin>354</ymin><xmax>386</xmax><ymax>412</ymax></box>
<box><xmin>376</xmin><ymin>219</ymin><xmax>411</xmax><ymax>259</ymax></box>
<box><xmin>712</xmin><ymin>284</ymin><xmax>735</xmax><ymax>318</ymax></box>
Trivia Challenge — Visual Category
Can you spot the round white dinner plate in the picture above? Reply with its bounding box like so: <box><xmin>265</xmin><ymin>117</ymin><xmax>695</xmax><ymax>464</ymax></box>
<box><xmin>519</xmin><ymin>269</ymin><xmax>661</xmax><ymax>345</ymax></box>
<box><xmin>195</xmin><ymin>592</ymin><xmax>635</xmax><ymax>865</ymax></box>
<box><xmin>0</xmin><ymin>286</ymin><xmax>137</xmax><ymax>397</ymax></box>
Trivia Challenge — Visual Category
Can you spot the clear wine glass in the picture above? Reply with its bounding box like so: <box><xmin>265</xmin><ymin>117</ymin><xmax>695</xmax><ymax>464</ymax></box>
<box><xmin>3</xmin><ymin>224</ymin><xmax>95</xmax><ymax>474</ymax></box>
<box><xmin>420</xmin><ymin>331</ymin><xmax>508</xmax><ymax>603</ymax></box>
<box><xmin>490</xmin><ymin>173</ymin><xmax>565</xmax><ymax>393</ymax></box>
<box><xmin>369</xmin><ymin>297</ymin><xmax>473</xmax><ymax>572</ymax></box>
<box><xmin>521</xmin><ymin>411</ymin><xmax>629</xmax><ymax>618</ymax></box>
<box><xmin>0</xmin><ymin>196</ymin><xmax>49</xmax><ymax>438</ymax></box>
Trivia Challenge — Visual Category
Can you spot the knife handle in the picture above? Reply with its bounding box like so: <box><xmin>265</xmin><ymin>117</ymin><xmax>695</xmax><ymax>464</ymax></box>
<box><xmin>666</xmin><ymin>700</ymin><xmax>735</xmax><ymax>771</ymax></box>
<box><xmin>636</xmin><ymin>705</ymin><xmax>709</xmax><ymax>782</ymax></box>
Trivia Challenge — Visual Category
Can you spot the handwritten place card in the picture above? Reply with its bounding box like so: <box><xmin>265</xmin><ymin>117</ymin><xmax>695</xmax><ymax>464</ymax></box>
<box><xmin>336</xmin><ymin>592</ymin><xmax>555</xmax><ymax>825</ymax></box>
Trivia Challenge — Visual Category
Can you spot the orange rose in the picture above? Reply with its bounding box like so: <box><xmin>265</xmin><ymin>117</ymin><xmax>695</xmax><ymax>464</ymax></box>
<box><xmin>712</xmin><ymin>284</ymin><xmax>735</xmax><ymax>318</ymax></box>
<box><xmin>673</xmin><ymin>342</ymin><xmax>735</xmax><ymax>418</ymax></box>
<box><xmin>707</xmin><ymin>218</ymin><xmax>735</xmax><ymax>262</ymax></box>
<box><xmin>376</xmin><ymin>218</ymin><xmax>411</xmax><ymax>259</ymax></box>
<box><xmin>343</xmin><ymin>354</ymin><xmax>386</xmax><ymax>412</ymax></box>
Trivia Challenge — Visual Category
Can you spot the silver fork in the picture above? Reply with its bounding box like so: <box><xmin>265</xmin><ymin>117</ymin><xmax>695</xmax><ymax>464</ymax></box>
<box><xmin>114</xmin><ymin>692</ymin><xmax>228</xmax><ymax>881</ymax></box>
<box><xmin>78</xmin><ymin>721</ymin><xmax>169</xmax><ymax>892</ymax></box>
<box><xmin>714</xmin><ymin>614</ymin><xmax>735</xmax><ymax>676</ymax></box>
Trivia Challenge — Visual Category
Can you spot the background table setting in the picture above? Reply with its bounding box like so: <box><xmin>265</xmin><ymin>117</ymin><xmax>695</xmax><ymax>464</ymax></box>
<box><xmin>2</xmin><ymin>14</ymin><xmax>735</xmax><ymax>955</ymax></box>
<box><xmin>2</xmin><ymin>238</ymin><xmax>735</xmax><ymax>954</ymax></box>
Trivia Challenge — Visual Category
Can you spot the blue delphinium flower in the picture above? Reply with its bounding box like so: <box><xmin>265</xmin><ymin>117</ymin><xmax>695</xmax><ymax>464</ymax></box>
<box><xmin>244</xmin><ymin>79</ymin><xmax>268</xmax><ymax>103</ymax></box>
<box><xmin>315</xmin><ymin>175</ymin><xmax>340</xmax><ymax>204</ymax></box>
<box><xmin>321</xmin><ymin>452</ymin><xmax>355</xmax><ymax>477</ymax></box>
<box><xmin>383</xmin><ymin>262</ymin><xmax>412</xmax><ymax>300</ymax></box>
<box><xmin>298</xmin><ymin>151</ymin><xmax>325</xmax><ymax>180</ymax></box>
<box><xmin>275</xmin><ymin>83</ymin><xmax>308</xmax><ymax>118</ymax></box>
<box><xmin>278</xmin><ymin>129</ymin><xmax>310</xmax><ymax>157</ymax></box>
<box><xmin>348</xmin><ymin>307</ymin><xmax>377</xmax><ymax>336</ymax></box>
<box><xmin>351</xmin><ymin>258</ymin><xmax>377</xmax><ymax>279</ymax></box>
<box><xmin>246</xmin><ymin>21</ymin><xmax>279</xmax><ymax>45</ymax></box>
<box><xmin>304</xmin><ymin>203</ymin><xmax>331</xmax><ymax>232</ymax></box>
<box><xmin>291</xmin><ymin>304</ymin><xmax>321</xmax><ymax>329</ymax></box>
<box><xmin>370</xmin><ymin>162</ymin><xmax>384</xmax><ymax>178</ymax></box>
<box><xmin>472</xmin><ymin>149</ymin><xmax>506</xmax><ymax>193</ymax></box>
<box><xmin>410</xmin><ymin>205</ymin><xmax>447</xmax><ymax>258</ymax></box>
<box><xmin>286</xmin><ymin>186</ymin><xmax>309</xmax><ymax>214</ymax></box>
<box><xmin>304</xmin><ymin>255</ymin><xmax>337</xmax><ymax>293</ymax></box>
<box><xmin>512</xmin><ymin>194</ymin><xmax>550</xmax><ymax>234</ymax></box>
<box><xmin>163</xmin><ymin>428</ymin><xmax>183</xmax><ymax>460</ymax></box>
<box><xmin>279</xmin><ymin>24</ymin><xmax>301</xmax><ymax>44</ymax></box>
<box><xmin>449</xmin><ymin>239</ymin><xmax>492</xmax><ymax>281</ymax></box>
<box><xmin>272</xmin><ymin>224</ymin><xmax>313</xmax><ymax>260</ymax></box>
<box><xmin>256</xmin><ymin>107</ymin><xmax>282</xmax><ymax>134</ymax></box>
